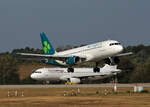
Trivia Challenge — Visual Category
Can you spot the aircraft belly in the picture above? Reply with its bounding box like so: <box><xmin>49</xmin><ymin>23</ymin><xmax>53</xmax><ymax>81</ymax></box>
<box><xmin>87</xmin><ymin>75</ymin><xmax>112</xmax><ymax>81</ymax></box>
<box><xmin>44</xmin><ymin>73</ymin><xmax>60</xmax><ymax>81</ymax></box>
<box><xmin>90</xmin><ymin>48</ymin><xmax>117</xmax><ymax>61</ymax></box>
<box><xmin>88</xmin><ymin>76</ymin><xmax>103</xmax><ymax>80</ymax></box>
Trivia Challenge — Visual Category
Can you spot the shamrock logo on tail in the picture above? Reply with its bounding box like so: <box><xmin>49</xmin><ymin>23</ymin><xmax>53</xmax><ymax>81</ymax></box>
<box><xmin>43</xmin><ymin>41</ymin><xmax>51</xmax><ymax>54</ymax></box>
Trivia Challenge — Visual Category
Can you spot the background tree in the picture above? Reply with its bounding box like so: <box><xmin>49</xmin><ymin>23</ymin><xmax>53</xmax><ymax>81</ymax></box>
<box><xmin>0</xmin><ymin>55</ymin><xmax>20</xmax><ymax>84</ymax></box>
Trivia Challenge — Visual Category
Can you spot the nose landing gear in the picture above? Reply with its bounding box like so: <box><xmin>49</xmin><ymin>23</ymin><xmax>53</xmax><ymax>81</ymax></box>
<box><xmin>93</xmin><ymin>62</ymin><xmax>100</xmax><ymax>73</ymax></box>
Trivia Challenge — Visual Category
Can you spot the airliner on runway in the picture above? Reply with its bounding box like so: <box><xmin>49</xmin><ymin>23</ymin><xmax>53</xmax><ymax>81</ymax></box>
<box><xmin>17</xmin><ymin>32</ymin><xmax>132</xmax><ymax>72</ymax></box>
<box><xmin>31</xmin><ymin>64</ymin><xmax>121</xmax><ymax>84</ymax></box>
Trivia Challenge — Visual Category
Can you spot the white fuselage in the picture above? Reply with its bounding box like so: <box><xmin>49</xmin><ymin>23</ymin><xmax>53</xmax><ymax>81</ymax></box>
<box><xmin>17</xmin><ymin>40</ymin><xmax>124</xmax><ymax>67</ymax></box>
<box><xmin>30</xmin><ymin>64</ymin><xmax>121</xmax><ymax>83</ymax></box>
<box><xmin>53</xmin><ymin>40</ymin><xmax>123</xmax><ymax>65</ymax></box>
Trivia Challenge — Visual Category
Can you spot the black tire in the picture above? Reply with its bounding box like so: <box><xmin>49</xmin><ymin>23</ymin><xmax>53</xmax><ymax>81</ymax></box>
<box><xmin>113</xmin><ymin>57</ymin><xmax>120</xmax><ymax>64</ymax></box>
<box><xmin>104</xmin><ymin>58</ymin><xmax>111</xmax><ymax>65</ymax></box>
<box><xmin>93</xmin><ymin>67</ymin><xmax>100</xmax><ymax>73</ymax></box>
<box><xmin>67</xmin><ymin>68</ymin><xmax>74</xmax><ymax>73</ymax></box>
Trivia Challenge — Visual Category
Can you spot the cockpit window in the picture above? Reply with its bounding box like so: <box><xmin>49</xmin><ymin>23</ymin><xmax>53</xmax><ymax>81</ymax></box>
<box><xmin>32</xmin><ymin>70</ymin><xmax>36</xmax><ymax>73</ymax></box>
<box><xmin>110</xmin><ymin>43</ymin><xmax>121</xmax><ymax>46</ymax></box>
<box><xmin>34</xmin><ymin>71</ymin><xmax>42</xmax><ymax>73</ymax></box>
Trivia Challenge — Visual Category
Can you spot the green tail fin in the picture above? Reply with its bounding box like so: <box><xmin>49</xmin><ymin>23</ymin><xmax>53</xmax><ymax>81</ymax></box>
<box><xmin>40</xmin><ymin>32</ymin><xmax>56</xmax><ymax>55</ymax></box>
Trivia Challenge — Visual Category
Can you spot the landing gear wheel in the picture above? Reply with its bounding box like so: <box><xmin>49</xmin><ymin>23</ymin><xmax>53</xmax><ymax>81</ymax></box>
<box><xmin>93</xmin><ymin>62</ymin><xmax>100</xmax><ymax>73</ymax></box>
<box><xmin>67</xmin><ymin>67</ymin><xmax>74</xmax><ymax>73</ymax></box>
<box><xmin>93</xmin><ymin>67</ymin><xmax>100</xmax><ymax>73</ymax></box>
<box><xmin>104</xmin><ymin>58</ymin><xmax>111</xmax><ymax>65</ymax></box>
<box><xmin>113</xmin><ymin>57</ymin><xmax>120</xmax><ymax>64</ymax></box>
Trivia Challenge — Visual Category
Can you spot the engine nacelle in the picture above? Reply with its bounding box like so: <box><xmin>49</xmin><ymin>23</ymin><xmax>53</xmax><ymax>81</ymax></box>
<box><xmin>104</xmin><ymin>57</ymin><xmax>120</xmax><ymax>65</ymax></box>
<box><xmin>66</xmin><ymin>56</ymin><xmax>81</xmax><ymax>66</ymax></box>
<box><xmin>40</xmin><ymin>58</ymin><xmax>49</xmax><ymax>63</ymax></box>
<box><xmin>112</xmin><ymin>57</ymin><xmax>120</xmax><ymax>64</ymax></box>
<box><xmin>69</xmin><ymin>78</ymin><xmax>81</xmax><ymax>84</ymax></box>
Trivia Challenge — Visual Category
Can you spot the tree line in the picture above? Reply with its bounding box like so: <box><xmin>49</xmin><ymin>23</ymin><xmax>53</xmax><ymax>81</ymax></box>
<box><xmin>0</xmin><ymin>44</ymin><xmax>150</xmax><ymax>84</ymax></box>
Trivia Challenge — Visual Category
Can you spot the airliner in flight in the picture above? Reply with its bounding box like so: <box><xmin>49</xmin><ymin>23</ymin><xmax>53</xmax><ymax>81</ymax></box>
<box><xmin>17</xmin><ymin>32</ymin><xmax>132</xmax><ymax>72</ymax></box>
<box><xmin>31</xmin><ymin>64</ymin><xmax>121</xmax><ymax>84</ymax></box>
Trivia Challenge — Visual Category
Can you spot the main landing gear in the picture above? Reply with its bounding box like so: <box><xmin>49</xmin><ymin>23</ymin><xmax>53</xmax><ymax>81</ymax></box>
<box><xmin>93</xmin><ymin>62</ymin><xmax>100</xmax><ymax>73</ymax></box>
<box><xmin>67</xmin><ymin>62</ymin><xmax>100</xmax><ymax>73</ymax></box>
<box><xmin>67</xmin><ymin>67</ymin><xmax>74</xmax><ymax>73</ymax></box>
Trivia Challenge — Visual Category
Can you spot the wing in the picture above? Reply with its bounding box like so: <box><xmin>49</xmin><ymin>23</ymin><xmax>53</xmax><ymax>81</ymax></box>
<box><xmin>115</xmin><ymin>52</ymin><xmax>133</xmax><ymax>57</ymax></box>
<box><xmin>15</xmin><ymin>53</ymin><xmax>86</xmax><ymax>61</ymax></box>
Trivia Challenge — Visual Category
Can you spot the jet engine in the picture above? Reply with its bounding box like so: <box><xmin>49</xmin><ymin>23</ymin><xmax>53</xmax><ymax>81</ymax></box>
<box><xmin>104</xmin><ymin>57</ymin><xmax>120</xmax><ymax>65</ymax></box>
<box><xmin>40</xmin><ymin>58</ymin><xmax>49</xmax><ymax>63</ymax></box>
<box><xmin>69</xmin><ymin>78</ymin><xmax>81</xmax><ymax>84</ymax></box>
<box><xmin>66</xmin><ymin>56</ymin><xmax>81</xmax><ymax>66</ymax></box>
<box><xmin>112</xmin><ymin>57</ymin><xmax>120</xmax><ymax>64</ymax></box>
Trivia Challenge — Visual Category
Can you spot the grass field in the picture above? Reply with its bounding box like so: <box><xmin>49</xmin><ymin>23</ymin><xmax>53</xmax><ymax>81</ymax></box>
<box><xmin>0</xmin><ymin>87</ymin><xmax>150</xmax><ymax>107</ymax></box>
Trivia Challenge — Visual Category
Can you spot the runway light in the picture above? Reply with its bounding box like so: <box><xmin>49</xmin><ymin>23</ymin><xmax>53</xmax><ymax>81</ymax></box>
<box><xmin>15</xmin><ymin>90</ymin><xmax>18</xmax><ymax>97</ymax></box>
<box><xmin>21</xmin><ymin>91</ymin><xmax>24</xmax><ymax>97</ymax></box>
<box><xmin>104</xmin><ymin>89</ymin><xmax>108</xmax><ymax>95</ymax></box>
<box><xmin>64</xmin><ymin>91</ymin><xmax>67</xmax><ymax>96</ymax></box>
<box><xmin>77</xmin><ymin>88</ymin><xmax>80</xmax><ymax>94</ymax></box>
<box><xmin>134</xmin><ymin>84</ymin><xmax>138</xmax><ymax>93</ymax></box>
<box><xmin>7</xmin><ymin>90</ymin><xmax>10</xmax><ymax>97</ymax></box>
<box><xmin>114</xmin><ymin>83</ymin><xmax>117</xmax><ymax>92</ymax></box>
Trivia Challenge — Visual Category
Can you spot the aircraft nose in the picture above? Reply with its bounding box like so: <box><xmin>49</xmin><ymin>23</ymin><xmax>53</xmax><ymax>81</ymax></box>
<box><xmin>30</xmin><ymin>73</ymin><xmax>36</xmax><ymax>79</ymax></box>
<box><xmin>118</xmin><ymin>45</ymin><xmax>123</xmax><ymax>52</ymax></box>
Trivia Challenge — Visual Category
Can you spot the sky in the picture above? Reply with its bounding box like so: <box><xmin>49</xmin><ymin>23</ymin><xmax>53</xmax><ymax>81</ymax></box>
<box><xmin>0</xmin><ymin>0</ymin><xmax>150</xmax><ymax>52</ymax></box>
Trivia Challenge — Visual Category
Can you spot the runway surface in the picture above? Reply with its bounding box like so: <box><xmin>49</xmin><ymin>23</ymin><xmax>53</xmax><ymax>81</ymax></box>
<box><xmin>0</xmin><ymin>83</ymin><xmax>150</xmax><ymax>88</ymax></box>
